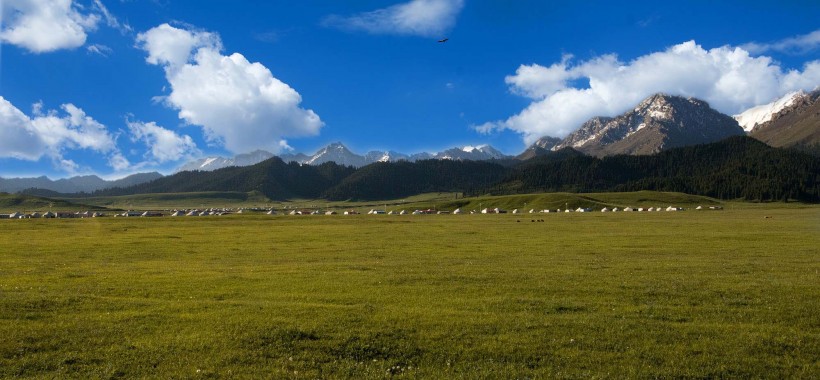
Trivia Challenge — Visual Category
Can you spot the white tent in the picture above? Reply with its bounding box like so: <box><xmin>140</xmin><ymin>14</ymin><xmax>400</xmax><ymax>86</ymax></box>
<box><xmin>453</xmin><ymin>208</ymin><xmax>463</xmax><ymax>214</ymax></box>
<box><xmin>601</xmin><ymin>207</ymin><xmax>610</xmax><ymax>212</ymax></box>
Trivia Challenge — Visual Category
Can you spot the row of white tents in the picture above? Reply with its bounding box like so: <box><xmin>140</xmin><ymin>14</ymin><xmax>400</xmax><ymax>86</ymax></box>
<box><xmin>1</xmin><ymin>205</ymin><xmax>724</xmax><ymax>220</ymax></box>
<box><xmin>0</xmin><ymin>211</ymin><xmax>104</xmax><ymax>219</ymax></box>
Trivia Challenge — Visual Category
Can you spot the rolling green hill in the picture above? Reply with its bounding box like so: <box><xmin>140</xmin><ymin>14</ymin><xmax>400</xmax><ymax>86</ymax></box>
<box><xmin>72</xmin><ymin>191</ymin><xmax>274</xmax><ymax>210</ymax></box>
<box><xmin>0</xmin><ymin>193</ymin><xmax>106</xmax><ymax>212</ymax></box>
<box><xmin>426</xmin><ymin>191</ymin><xmax>723</xmax><ymax>212</ymax></box>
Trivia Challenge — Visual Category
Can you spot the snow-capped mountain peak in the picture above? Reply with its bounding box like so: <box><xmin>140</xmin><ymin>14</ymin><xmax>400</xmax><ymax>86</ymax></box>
<box><xmin>734</xmin><ymin>91</ymin><xmax>807</xmax><ymax>132</ymax></box>
<box><xmin>305</xmin><ymin>142</ymin><xmax>369</xmax><ymax>167</ymax></box>
<box><xmin>177</xmin><ymin>150</ymin><xmax>275</xmax><ymax>172</ymax></box>
<box><xmin>200</xmin><ymin>157</ymin><xmax>219</xmax><ymax>168</ymax></box>
<box><xmin>553</xmin><ymin>93</ymin><xmax>743</xmax><ymax>157</ymax></box>
<box><xmin>179</xmin><ymin>143</ymin><xmax>511</xmax><ymax>171</ymax></box>
<box><xmin>364</xmin><ymin>150</ymin><xmax>409</xmax><ymax>163</ymax></box>
<box><xmin>435</xmin><ymin>145</ymin><xmax>508</xmax><ymax>161</ymax></box>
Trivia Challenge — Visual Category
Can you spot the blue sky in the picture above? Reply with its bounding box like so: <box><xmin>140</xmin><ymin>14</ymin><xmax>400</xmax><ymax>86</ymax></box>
<box><xmin>1</xmin><ymin>0</ymin><xmax>818</xmax><ymax>178</ymax></box>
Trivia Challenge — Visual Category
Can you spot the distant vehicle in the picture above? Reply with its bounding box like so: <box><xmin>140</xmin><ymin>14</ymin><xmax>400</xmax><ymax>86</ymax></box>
<box><xmin>438</xmin><ymin>38</ymin><xmax>449</xmax><ymax>43</ymax></box>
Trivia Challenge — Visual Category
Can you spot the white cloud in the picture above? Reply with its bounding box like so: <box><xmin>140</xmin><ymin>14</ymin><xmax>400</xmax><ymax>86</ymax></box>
<box><xmin>480</xmin><ymin>40</ymin><xmax>820</xmax><ymax>144</ymax></box>
<box><xmin>108</xmin><ymin>152</ymin><xmax>131</xmax><ymax>172</ymax></box>
<box><xmin>323</xmin><ymin>0</ymin><xmax>464</xmax><ymax>37</ymax></box>
<box><xmin>0</xmin><ymin>97</ymin><xmax>47</xmax><ymax>160</ymax></box>
<box><xmin>504</xmin><ymin>54</ymin><xmax>574</xmax><ymax>99</ymax></box>
<box><xmin>0</xmin><ymin>96</ymin><xmax>126</xmax><ymax>172</ymax></box>
<box><xmin>86</xmin><ymin>43</ymin><xmax>112</xmax><ymax>57</ymax></box>
<box><xmin>743</xmin><ymin>29</ymin><xmax>820</xmax><ymax>55</ymax></box>
<box><xmin>128</xmin><ymin>120</ymin><xmax>199</xmax><ymax>163</ymax></box>
<box><xmin>92</xmin><ymin>0</ymin><xmax>131</xmax><ymax>33</ymax></box>
<box><xmin>137</xmin><ymin>23</ymin><xmax>324</xmax><ymax>154</ymax></box>
<box><xmin>30</xmin><ymin>103</ymin><xmax>117</xmax><ymax>153</ymax></box>
<box><xmin>0</xmin><ymin>0</ymin><xmax>100</xmax><ymax>53</ymax></box>
<box><xmin>136</xmin><ymin>23</ymin><xmax>221</xmax><ymax>71</ymax></box>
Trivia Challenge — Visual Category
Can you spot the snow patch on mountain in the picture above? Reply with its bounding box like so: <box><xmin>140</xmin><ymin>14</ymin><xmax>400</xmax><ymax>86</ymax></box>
<box><xmin>734</xmin><ymin>91</ymin><xmax>805</xmax><ymax>132</ymax></box>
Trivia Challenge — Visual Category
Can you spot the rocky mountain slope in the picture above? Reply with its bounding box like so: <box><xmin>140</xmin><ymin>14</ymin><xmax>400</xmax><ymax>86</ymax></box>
<box><xmin>517</xmin><ymin>136</ymin><xmax>562</xmax><ymax>160</ymax></box>
<box><xmin>734</xmin><ymin>91</ymin><xmax>807</xmax><ymax>132</ymax></box>
<box><xmin>747</xmin><ymin>91</ymin><xmax>820</xmax><ymax>154</ymax></box>
<box><xmin>551</xmin><ymin>94</ymin><xmax>744</xmax><ymax>157</ymax></box>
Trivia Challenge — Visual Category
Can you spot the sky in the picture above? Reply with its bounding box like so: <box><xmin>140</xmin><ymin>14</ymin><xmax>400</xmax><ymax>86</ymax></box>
<box><xmin>0</xmin><ymin>0</ymin><xmax>818</xmax><ymax>179</ymax></box>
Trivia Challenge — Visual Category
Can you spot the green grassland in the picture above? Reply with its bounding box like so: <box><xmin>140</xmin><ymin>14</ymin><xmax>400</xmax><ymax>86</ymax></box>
<box><xmin>0</xmin><ymin>205</ymin><xmax>818</xmax><ymax>378</ymax></box>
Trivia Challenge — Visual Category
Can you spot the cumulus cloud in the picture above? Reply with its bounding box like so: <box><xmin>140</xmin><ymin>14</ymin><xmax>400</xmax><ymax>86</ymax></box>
<box><xmin>479</xmin><ymin>40</ymin><xmax>820</xmax><ymax>144</ymax></box>
<box><xmin>743</xmin><ymin>29</ymin><xmax>820</xmax><ymax>55</ymax></box>
<box><xmin>0</xmin><ymin>96</ymin><xmax>126</xmax><ymax>172</ymax></box>
<box><xmin>136</xmin><ymin>23</ymin><xmax>323</xmax><ymax>154</ymax></box>
<box><xmin>128</xmin><ymin>120</ymin><xmax>199</xmax><ymax>163</ymax></box>
<box><xmin>323</xmin><ymin>0</ymin><xmax>464</xmax><ymax>37</ymax></box>
<box><xmin>0</xmin><ymin>97</ymin><xmax>47</xmax><ymax>160</ymax></box>
<box><xmin>136</xmin><ymin>23</ymin><xmax>221</xmax><ymax>71</ymax></box>
<box><xmin>0</xmin><ymin>0</ymin><xmax>101</xmax><ymax>53</ymax></box>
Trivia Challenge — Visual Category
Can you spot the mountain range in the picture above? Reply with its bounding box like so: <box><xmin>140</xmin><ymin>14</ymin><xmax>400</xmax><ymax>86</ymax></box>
<box><xmin>0</xmin><ymin>172</ymin><xmax>163</xmax><ymax>194</ymax></box>
<box><xmin>176</xmin><ymin>91</ymin><xmax>819</xmax><ymax>172</ymax></box>
<box><xmin>3</xmin><ymin>92</ymin><xmax>817</xmax><ymax>195</ymax></box>
<box><xmin>83</xmin><ymin>136</ymin><xmax>819</xmax><ymax>203</ymax></box>
<box><xmin>180</xmin><ymin>142</ymin><xmax>512</xmax><ymax>172</ymax></box>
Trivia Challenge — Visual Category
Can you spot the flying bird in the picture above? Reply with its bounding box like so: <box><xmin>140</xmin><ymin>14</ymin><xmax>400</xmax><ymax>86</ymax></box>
<box><xmin>438</xmin><ymin>38</ymin><xmax>449</xmax><ymax>43</ymax></box>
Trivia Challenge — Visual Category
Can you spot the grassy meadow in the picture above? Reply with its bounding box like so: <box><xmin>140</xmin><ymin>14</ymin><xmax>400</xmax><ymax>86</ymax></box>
<box><xmin>0</xmin><ymin>203</ymin><xmax>818</xmax><ymax>378</ymax></box>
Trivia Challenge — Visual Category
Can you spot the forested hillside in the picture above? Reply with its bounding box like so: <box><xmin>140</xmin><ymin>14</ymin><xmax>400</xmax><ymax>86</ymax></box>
<box><xmin>489</xmin><ymin>137</ymin><xmax>819</xmax><ymax>201</ymax></box>
<box><xmin>93</xmin><ymin>158</ymin><xmax>357</xmax><ymax>200</ymax></box>
<box><xmin>322</xmin><ymin>160</ymin><xmax>509</xmax><ymax>200</ymax></box>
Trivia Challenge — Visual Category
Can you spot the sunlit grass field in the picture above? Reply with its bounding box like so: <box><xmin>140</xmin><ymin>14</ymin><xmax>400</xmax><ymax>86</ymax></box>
<box><xmin>1</xmin><ymin>206</ymin><xmax>818</xmax><ymax>378</ymax></box>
